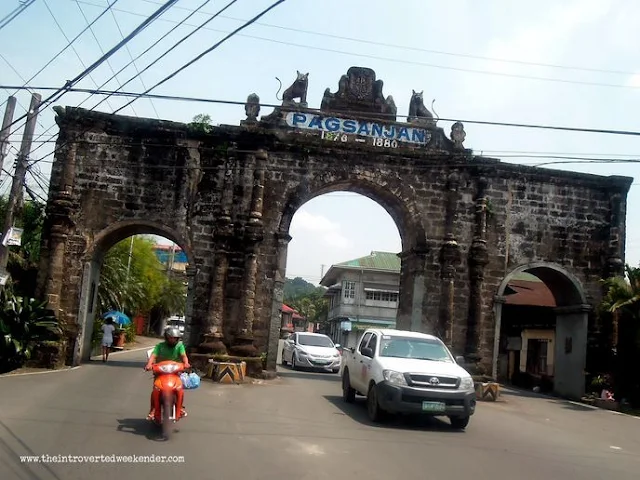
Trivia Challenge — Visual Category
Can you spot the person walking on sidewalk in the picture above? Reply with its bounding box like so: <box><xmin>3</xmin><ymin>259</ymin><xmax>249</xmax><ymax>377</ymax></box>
<box><xmin>101</xmin><ymin>317</ymin><xmax>116</xmax><ymax>362</ymax></box>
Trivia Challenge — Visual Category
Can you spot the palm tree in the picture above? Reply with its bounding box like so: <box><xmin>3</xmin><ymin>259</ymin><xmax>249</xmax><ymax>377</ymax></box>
<box><xmin>600</xmin><ymin>264</ymin><xmax>640</xmax><ymax>347</ymax></box>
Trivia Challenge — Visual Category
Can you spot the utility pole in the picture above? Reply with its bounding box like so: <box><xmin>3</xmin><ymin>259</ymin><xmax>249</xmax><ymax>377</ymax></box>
<box><xmin>320</xmin><ymin>264</ymin><xmax>325</xmax><ymax>279</ymax></box>
<box><xmin>0</xmin><ymin>93</ymin><xmax>41</xmax><ymax>288</ymax></box>
<box><xmin>0</xmin><ymin>96</ymin><xmax>17</xmax><ymax>180</ymax></box>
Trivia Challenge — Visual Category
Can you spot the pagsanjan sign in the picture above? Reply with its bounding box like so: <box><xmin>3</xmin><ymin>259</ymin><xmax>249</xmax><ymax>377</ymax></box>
<box><xmin>285</xmin><ymin>112</ymin><xmax>431</xmax><ymax>146</ymax></box>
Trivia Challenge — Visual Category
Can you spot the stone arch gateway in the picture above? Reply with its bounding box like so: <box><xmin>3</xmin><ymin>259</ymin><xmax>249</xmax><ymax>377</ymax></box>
<box><xmin>37</xmin><ymin>66</ymin><xmax>632</xmax><ymax>397</ymax></box>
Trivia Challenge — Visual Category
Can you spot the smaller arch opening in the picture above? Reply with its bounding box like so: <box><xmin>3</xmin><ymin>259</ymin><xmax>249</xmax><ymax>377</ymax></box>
<box><xmin>76</xmin><ymin>221</ymin><xmax>194</xmax><ymax>364</ymax></box>
<box><xmin>495</xmin><ymin>263</ymin><xmax>588</xmax><ymax>398</ymax></box>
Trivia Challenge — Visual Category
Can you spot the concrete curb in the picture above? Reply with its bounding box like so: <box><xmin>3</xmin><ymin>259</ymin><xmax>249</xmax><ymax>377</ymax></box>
<box><xmin>89</xmin><ymin>344</ymin><xmax>153</xmax><ymax>360</ymax></box>
<box><xmin>500</xmin><ymin>384</ymin><xmax>640</xmax><ymax>420</ymax></box>
<box><xmin>0</xmin><ymin>366</ymin><xmax>82</xmax><ymax>378</ymax></box>
<box><xmin>0</xmin><ymin>344</ymin><xmax>153</xmax><ymax>378</ymax></box>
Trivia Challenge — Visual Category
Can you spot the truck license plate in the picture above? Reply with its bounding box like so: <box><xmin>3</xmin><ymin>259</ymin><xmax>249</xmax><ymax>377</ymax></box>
<box><xmin>422</xmin><ymin>401</ymin><xmax>445</xmax><ymax>412</ymax></box>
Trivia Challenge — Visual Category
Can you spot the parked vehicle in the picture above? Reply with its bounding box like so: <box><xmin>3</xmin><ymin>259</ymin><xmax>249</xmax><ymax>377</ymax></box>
<box><xmin>341</xmin><ymin>328</ymin><xmax>476</xmax><ymax>429</ymax></box>
<box><xmin>150</xmin><ymin>359</ymin><xmax>186</xmax><ymax>440</ymax></box>
<box><xmin>166</xmin><ymin>316</ymin><xmax>185</xmax><ymax>335</ymax></box>
<box><xmin>281</xmin><ymin>332</ymin><xmax>342</xmax><ymax>373</ymax></box>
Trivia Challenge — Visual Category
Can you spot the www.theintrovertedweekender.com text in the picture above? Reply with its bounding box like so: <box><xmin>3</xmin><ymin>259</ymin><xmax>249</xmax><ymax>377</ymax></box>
<box><xmin>20</xmin><ymin>454</ymin><xmax>185</xmax><ymax>463</ymax></box>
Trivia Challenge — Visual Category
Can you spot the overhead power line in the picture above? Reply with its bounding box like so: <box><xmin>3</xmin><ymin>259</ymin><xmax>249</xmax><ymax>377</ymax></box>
<box><xmin>113</xmin><ymin>0</ymin><xmax>288</xmax><ymax>115</ymax></box>
<box><xmin>74</xmin><ymin>0</ymin><xmax>640</xmax><ymax>90</ymax></box>
<box><xmin>42</xmin><ymin>0</ymin><xmax>118</xmax><ymax>113</ymax></box>
<box><xmin>5</xmin><ymin>86</ymin><xmax>640</xmax><ymax>138</ymax></box>
<box><xmin>138</xmin><ymin>0</ymin><xmax>636</xmax><ymax>77</ymax></box>
<box><xmin>0</xmin><ymin>0</ymin><xmax>121</xmax><ymax>112</ymax></box>
<box><xmin>0</xmin><ymin>0</ymin><xmax>35</xmax><ymax>32</ymax></box>
<box><xmin>89</xmin><ymin>0</ymin><xmax>235</xmax><ymax>117</ymax></box>
<box><xmin>3</xmin><ymin>0</ymin><xmax>179</xmax><ymax>138</ymax></box>
<box><xmin>101</xmin><ymin>1</ymin><xmax>157</xmax><ymax>118</ymax></box>
<box><xmin>26</xmin><ymin>0</ymin><xmax>215</xmax><ymax>159</ymax></box>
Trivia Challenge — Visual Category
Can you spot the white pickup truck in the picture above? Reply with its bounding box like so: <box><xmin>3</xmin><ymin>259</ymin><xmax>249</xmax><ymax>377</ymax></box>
<box><xmin>341</xmin><ymin>328</ymin><xmax>476</xmax><ymax>429</ymax></box>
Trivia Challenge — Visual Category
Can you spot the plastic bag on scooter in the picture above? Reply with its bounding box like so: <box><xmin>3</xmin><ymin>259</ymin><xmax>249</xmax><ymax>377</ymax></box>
<box><xmin>180</xmin><ymin>372</ymin><xmax>200</xmax><ymax>389</ymax></box>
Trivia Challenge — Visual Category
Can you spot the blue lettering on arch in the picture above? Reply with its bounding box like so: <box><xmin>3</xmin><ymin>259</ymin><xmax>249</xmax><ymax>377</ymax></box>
<box><xmin>308</xmin><ymin>115</ymin><xmax>324</xmax><ymax>130</ymax></box>
<box><xmin>397</xmin><ymin>127</ymin><xmax>410</xmax><ymax>141</ymax></box>
<box><xmin>371</xmin><ymin>124</ymin><xmax>384</xmax><ymax>137</ymax></box>
<box><xmin>383</xmin><ymin>126</ymin><xmax>396</xmax><ymax>138</ymax></box>
<box><xmin>292</xmin><ymin>113</ymin><xmax>306</xmax><ymax>126</ymax></box>
<box><xmin>325</xmin><ymin>117</ymin><xmax>340</xmax><ymax>132</ymax></box>
<box><xmin>411</xmin><ymin>129</ymin><xmax>426</xmax><ymax>143</ymax></box>
<box><xmin>342</xmin><ymin>120</ymin><xmax>357</xmax><ymax>133</ymax></box>
<box><xmin>357</xmin><ymin>122</ymin><xmax>370</xmax><ymax>135</ymax></box>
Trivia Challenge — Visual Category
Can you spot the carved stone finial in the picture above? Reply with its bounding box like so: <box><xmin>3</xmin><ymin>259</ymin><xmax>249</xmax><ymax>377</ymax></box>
<box><xmin>407</xmin><ymin>90</ymin><xmax>436</xmax><ymax>126</ymax></box>
<box><xmin>241</xmin><ymin>93</ymin><xmax>260</xmax><ymax>125</ymax></box>
<box><xmin>451</xmin><ymin>122</ymin><xmax>466</xmax><ymax>149</ymax></box>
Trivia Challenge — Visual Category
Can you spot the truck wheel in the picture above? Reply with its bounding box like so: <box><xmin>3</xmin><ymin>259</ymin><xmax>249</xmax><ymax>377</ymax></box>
<box><xmin>342</xmin><ymin>369</ymin><xmax>356</xmax><ymax>403</ymax></box>
<box><xmin>367</xmin><ymin>384</ymin><xmax>386</xmax><ymax>423</ymax></box>
<box><xmin>449</xmin><ymin>416</ymin><xmax>470</xmax><ymax>430</ymax></box>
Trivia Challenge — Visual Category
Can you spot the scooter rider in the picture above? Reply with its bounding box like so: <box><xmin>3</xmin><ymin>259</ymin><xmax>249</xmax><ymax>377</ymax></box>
<box><xmin>145</xmin><ymin>326</ymin><xmax>191</xmax><ymax>420</ymax></box>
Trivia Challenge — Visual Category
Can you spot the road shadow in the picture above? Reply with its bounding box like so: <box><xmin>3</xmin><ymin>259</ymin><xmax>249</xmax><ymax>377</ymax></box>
<box><xmin>116</xmin><ymin>418</ymin><xmax>181</xmax><ymax>441</ymax></box>
<box><xmin>324</xmin><ymin>395</ymin><xmax>464</xmax><ymax>433</ymax></box>
<box><xmin>99</xmin><ymin>359</ymin><xmax>146</xmax><ymax>369</ymax></box>
<box><xmin>500</xmin><ymin>387</ymin><xmax>554</xmax><ymax>400</ymax></box>
<box><xmin>277</xmin><ymin>365</ymin><xmax>341</xmax><ymax>382</ymax></box>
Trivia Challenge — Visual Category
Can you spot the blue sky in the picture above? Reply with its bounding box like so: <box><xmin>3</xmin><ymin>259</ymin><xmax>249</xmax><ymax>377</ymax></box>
<box><xmin>1</xmin><ymin>0</ymin><xmax>639</xmax><ymax>285</ymax></box>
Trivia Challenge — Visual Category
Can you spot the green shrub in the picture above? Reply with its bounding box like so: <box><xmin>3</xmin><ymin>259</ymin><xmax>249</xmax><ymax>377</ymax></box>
<box><xmin>0</xmin><ymin>285</ymin><xmax>61</xmax><ymax>373</ymax></box>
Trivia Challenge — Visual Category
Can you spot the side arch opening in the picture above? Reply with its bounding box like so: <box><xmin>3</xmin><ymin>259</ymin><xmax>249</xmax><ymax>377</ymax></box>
<box><xmin>75</xmin><ymin>220</ymin><xmax>194</xmax><ymax>365</ymax></box>
<box><xmin>494</xmin><ymin>262</ymin><xmax>589</xmax><ymax>399</ymax></box>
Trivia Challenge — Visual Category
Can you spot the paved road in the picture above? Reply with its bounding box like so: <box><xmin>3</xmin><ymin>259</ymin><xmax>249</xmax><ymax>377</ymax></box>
<box><xmin>1</xmin><ymin>347</ymin><xmax>640</xmax><ymax>480</ymax></box>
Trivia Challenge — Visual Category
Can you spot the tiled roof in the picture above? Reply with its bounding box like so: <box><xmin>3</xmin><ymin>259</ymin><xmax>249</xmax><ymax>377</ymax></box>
<box><xmin>336</xmin><ymin>251</ymin><xmax>401</xmax><ymax>272</ymax></box>
<box><xmin>504</xmin><ymin>280</ymin><xmax>556</xmax><ymax>307</ymax></box>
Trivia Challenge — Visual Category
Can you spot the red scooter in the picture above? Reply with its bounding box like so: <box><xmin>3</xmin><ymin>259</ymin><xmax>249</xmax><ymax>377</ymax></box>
<box><xmin>150</xmin><ymin>360</ymin><xmax>185</xmax><ymax>440</ymax></box>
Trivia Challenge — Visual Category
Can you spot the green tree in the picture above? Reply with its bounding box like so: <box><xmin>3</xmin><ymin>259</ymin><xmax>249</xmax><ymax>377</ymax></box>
<box><xmin>189</xmin><ymin>113</ymin><xmax>213</xmax><ymax>133</ymax></box>
<box><xmin>0</xmin><ymin>197</ymin><xmax>45</xmax><ymax>298</ymax></box>
<box><xmin>599</xmin><ymin>264</ymin><xmax>640</xmax><ymax>407</ymax></box>
<box><xmin>97</xmin><ymin>237</ymin><xmax>186</xmax><ymax>319</ymax></box>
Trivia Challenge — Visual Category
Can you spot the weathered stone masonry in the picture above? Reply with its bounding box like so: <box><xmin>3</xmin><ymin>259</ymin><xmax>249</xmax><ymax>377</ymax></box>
<box><xmin>36</xmin><ymin>67</ymin><xmax>632</xmax><ymax>396</ymax></box>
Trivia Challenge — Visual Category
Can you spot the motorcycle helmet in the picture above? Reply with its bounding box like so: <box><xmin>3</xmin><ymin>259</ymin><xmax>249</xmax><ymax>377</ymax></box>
<box><xmin>164</xmin><ymin>326</ymin><xmax>182</xmax><ymax>345</ymax></box>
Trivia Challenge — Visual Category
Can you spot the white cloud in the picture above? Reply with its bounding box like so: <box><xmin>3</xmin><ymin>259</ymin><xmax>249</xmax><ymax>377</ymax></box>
<box><xmin>290</xmin><ymin>210</ymin><xmax>350</xmax><ymax>249</ymax></box>
<box><xmin>460</xmin><ymin>0</ymin><xmax>613</xmax><ymax>113</ymax></box>
<box><xmin>627</xmin><ymin>73</ymin><xmax>640</xmax><ymax>88</ymax></box>
<box><xmin>292</xmin><ymin>211</ymin><xmax>338</xmax><ymax>232</ymax></box>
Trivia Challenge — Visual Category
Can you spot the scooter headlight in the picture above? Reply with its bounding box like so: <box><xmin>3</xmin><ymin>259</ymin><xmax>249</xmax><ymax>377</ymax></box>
<box><xmin>158</xmin><ymin>364</ymin><xmax>179</xmax><ymax>373</ymax></box>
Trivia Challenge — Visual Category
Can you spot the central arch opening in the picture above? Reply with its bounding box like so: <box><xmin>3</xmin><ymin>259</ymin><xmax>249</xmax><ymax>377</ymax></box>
<box><xmin>75</xmin><ymin>221</ymin><xmax>195</xmax><ymax>365</ymax></box>
<box><xmin>274</xmin><ymin>178</ymin><xmax>426</xmax><ymax>370</ymax></box>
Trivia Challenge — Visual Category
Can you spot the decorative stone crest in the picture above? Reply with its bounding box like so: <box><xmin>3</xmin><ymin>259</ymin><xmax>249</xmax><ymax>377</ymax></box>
<box><xmin>320</xmin><ymin>66</ymin><xmax>397</xmax><ymax>121</ymax></box>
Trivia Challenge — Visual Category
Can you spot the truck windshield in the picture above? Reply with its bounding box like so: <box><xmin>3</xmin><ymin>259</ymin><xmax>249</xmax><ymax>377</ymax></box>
<box><xmin>379</xmin><ymin>336</ymin><xmax>452</xmax><ymax>362</ymax></box>
<box><xmin>298</xmin><ymin>335</ymin><xmax>334</xmax><ymax>348</ymax></box>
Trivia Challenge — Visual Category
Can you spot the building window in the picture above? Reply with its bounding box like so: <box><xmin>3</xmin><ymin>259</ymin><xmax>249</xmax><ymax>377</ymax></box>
<box><xmin>365</xmin><ymin>291</ymin><xmax>398</xmax><ymax>302</ymax></box>
<box><xmin>526</xmin><ymin>339</ymin><xmax>549</xmax><ymax>375</ymax></box>
<box><xmin>343</xmin><ymin>281</ymin><xmax>356</xmax><ymax>299</ymax></box>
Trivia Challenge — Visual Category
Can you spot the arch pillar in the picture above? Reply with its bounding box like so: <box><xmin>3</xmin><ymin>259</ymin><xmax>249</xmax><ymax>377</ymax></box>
<box><xmin>554</xmin><ymin>303</ymin><xmax>591</xmax><ymax>399</ymax></box>
<box><xmin>397</xmin><ymin>247</ymin><xmax>429</xmax><ymax>332</ymax></box>
<box><xmin>266</xmin><ymin>232</ymin><xmax>292</xmax><ymax>371</ymax></box>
